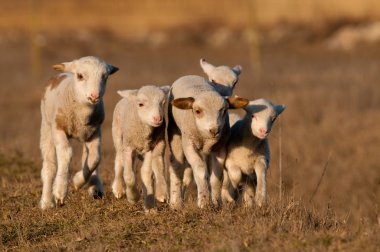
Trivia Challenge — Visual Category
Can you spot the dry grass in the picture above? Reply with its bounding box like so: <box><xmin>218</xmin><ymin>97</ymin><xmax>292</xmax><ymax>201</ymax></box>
<box><xmin>1</xmin><ymin>154</ymin><xmax>378</xmax><ymax>251</ymax></box>
<box><xmin>1</xmin><ymin>18</ymin><xmax>380</xmax><ymax>250</ymax></box>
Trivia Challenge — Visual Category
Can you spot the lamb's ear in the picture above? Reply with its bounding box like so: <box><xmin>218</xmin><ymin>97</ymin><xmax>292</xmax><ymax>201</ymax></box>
<box><xmin>117</xmin><ymin>89</ymin><xmax>138</xmax><ymax>99</ymax></box>
<box><xmin>160</xmin><ymin>85</ymin><xmax>171</xmax><ymax>95</ymax></box>
<box><xmin>52</xmin><ymin>62</ymin><xmax>71</xmax><ymax>72</ymax></box>
<box><xmin>244</xmin><ymin>104</ymin><xmax>267</xmax><ymax>114</ymax></box>
<box><xmin>107</xmin><ymin>64</ymin><xmax>119</xmax><ymax>75</ymax></box>
<box><xmin>226</xmin><ymin>96</ymin><xmax>249</xmax><ymax>109</ymax></box>
<box><xmin>172</xmin><ymin>97</ymin><xmax>195</xmax><ymax>110</ymax></box>
<box><xmin>200</xmin><ymin>58</ymin><xmax>215</xmax><ymax>76</ymax></box>
<box><xmin>232</xmin><ymin>65</ymin><xmax>242</xmax><ymax>76</ymax></box>
<box><xmin>275</xmin><ymin>104</ymin><xmax>286</xmax><ymax>115</ymax></box>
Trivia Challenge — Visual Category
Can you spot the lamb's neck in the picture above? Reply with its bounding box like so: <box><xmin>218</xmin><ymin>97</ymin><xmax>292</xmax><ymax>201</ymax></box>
<box><xmin>65</xmin><ymin>85</ymin><xmax>100</xmax><ymax>121</ymax></box>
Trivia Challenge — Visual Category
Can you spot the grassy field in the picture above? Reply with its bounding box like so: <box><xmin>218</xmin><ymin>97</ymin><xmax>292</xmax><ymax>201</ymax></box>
<box><xmin>1</xmin><ymin>4</ymin><xmax>380</xmax><ymax>249</ymax></box>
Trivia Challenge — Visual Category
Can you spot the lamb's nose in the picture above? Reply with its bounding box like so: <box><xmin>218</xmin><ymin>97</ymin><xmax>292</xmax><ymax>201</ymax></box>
<box><xmin>258</xmin><ymin>128</ymin><xmax>267</xmax><ymax>135</ymax></box>
<box><xmin>209</xmin><ymin>127</ymin><xmax>220</xmax><ymax>137</ymax></box>
<box><xmin>89</xmin><ymin>93</ymin><xmax>100</xmax><ymax>103</ymax></box>
<box><xmin>153</xmin><ymin>116</ymin><xmax>163</xmax><ymax>124</ymax></box>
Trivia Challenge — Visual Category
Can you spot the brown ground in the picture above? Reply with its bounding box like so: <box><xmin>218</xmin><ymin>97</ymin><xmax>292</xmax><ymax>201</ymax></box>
<box><xmin>1</xmin><ymin>29</ymin><xmax>380</xmax><ymax>251</ymax></box>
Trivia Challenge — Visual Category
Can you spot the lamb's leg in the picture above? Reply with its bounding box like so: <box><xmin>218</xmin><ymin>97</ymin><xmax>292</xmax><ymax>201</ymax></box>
<box><xmin>209</xmin><ymin>151</ymin><xmax>225</xmax><ymax>207</ymax></box>
<box><xmin>221</xmin><ymin>169</ymin><xmax>235</xmax><ymax>204</ymax></box>
<box><xmin>226</xmin><ymin>164</ymin><xmax>242</xmax><ymax>201</ymax></box>
<box><xmin>254</xmin><ymin>158</ymin><xmax>268</xmax><ymax>207</ymax></box>
<box><xmin>123</xmin><ymin>147</ymin><xmax>139</xmax><ymax>204</ymax></box>
<box><xmin>40</xmin><ymin>120</ymin><xmax>57</xmax><ymax>209</ymax></box>
<box><xmin>52</xmin><ymin>127</ymin><xmax>72</xmax><ymax>206</ymax></box>
<box><xmin>111</xmin><ymin>116</ymin><xmax>125</xmax><ymax>198</ymax></box>
<box><xmin>112</xmin><ymin>149</ymin><xmax>125</xmax><ymax>199</ymax></box>
<box><xmin>169</xmin><ymin>156</ymin><xmax>185</xmax><ymax>209</ymax></box>
<box><xmin>243</xmin><ymin>175</ymin><xmax>255</xmax><ymax>207</ymax></box>
<box><xmin>181</xmin><ymin>165</ymin><xmax>192</xmax><ymax>200</ymax></box>
<box><xmin>141</xmin><ymin>151</ymin><xmax>155</xmax><ymax>211</ymax></box>
<box><xmin>152</xmin><ymin>141</ymin><xmax>168</xmax><ymax>203</ymax></box>
<box><xmin>73</xmin><ymin>128</ymin><xmax>103</xmax><ymax>198</ymax></box>
<box><xmin>182</xmin><ymin>139</ymin><xmax>209</xmax><ymax>208</ymax></box>
<box><xmin>168</xmin><ymin>132</ymin><xmax>185</xmax><ymax>209</ymax></box>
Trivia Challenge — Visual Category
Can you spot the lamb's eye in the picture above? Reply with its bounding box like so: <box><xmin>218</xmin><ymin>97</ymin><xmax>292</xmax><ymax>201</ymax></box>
<box><xmin>272</xmin><ymin>117</ymin><xmax>277</xmax><ymax>122</ymax></box>
<box><xmin>77</xmin><ymin>73</ymin><xmax>84</xmax><ymax>81</ymax></box>
<box><xmin>252</xmin><ymin>114</ymin><xmax>255</xmax><ymax>118</ymax></box>
<box><xmin>195</xmin><ymin>109</ymin><xmax>201</xmax><ymax>114</ymax></box>
<box><xmin>139</xmin><ymin>103</ymin><xmax>144</xmax><ymax>107</ymax></box>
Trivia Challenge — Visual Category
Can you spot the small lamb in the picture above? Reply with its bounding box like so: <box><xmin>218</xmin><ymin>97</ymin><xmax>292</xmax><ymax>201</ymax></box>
<box><xmin>111</xmin><ymin>85</ymin><xmax>170</xmax><ymax>211</ymax></box>
<box><xmin>222</xmin><ymin>98</ymin><xmax>285</xmax><ymax>207</ymax></box>
<box><xmin>168</xmin><ymin>75</ymin><xmax>248</xmax><ymax>209</ymax></box>
<box><xmin>200</xmin><ymin>58</ymin><xmax>242</xmax><ymax>96</ymax></box>
<box><xmin>181</xmin><ymin>59</ymin><xmax>243</xmax><ymax>196</ymax></box>
<box><xmin>40</xmin><ymin>56</ymin><xmax>118</xmax><ymax>210</ymax></box>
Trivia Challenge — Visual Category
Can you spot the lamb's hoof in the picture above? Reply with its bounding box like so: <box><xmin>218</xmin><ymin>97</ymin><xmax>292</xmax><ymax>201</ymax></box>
<box><xmin>40</xmin><ymin>199</ymin><xmax>55</xmax><ymax>210</ymax></box>
<box><xmin>73</xmin><ymin>173</ymin><xmax>85</xmax><ymax>190</ymax></box>
<box><xmin>113</xmin><ymin>191</ymin><xmax>125</xmax><ymax>199</ymax></box>
<box><xmin>169</xmin><ymin>201</ymin><xmax>182</xmax><ymax>210</ymax></box>
<box><xmin>112</xmin><ymin>183</ymin><xmax>125</xmax><ymax>199</ymax></box>
<box><xmin>93</xmin><ymin>190</ymin><xmax>103</xmax><ymax>199</ymax></box>
<box><xmin>55</xmin><ymin>198</ymin><xmax>65</xmax><ymax>207</ymax></box>
<box><xmin>88</xmin><ymin>186</ymin><xmax>104</xmax><ymax>199</ymax></box>
<box><xmin>126</xmin><ymin>189</ymin><xmax>140</xmax><ymax>204</ymax></box>
<box><xmin>155</xmin><ymin>194</ymin><xmax>168</xmax><ymax>203</ymax></box>
<box><xmin>144</xmin><ymin>208</ymin><xmax>158</xmax><ymax>215</ymax></box>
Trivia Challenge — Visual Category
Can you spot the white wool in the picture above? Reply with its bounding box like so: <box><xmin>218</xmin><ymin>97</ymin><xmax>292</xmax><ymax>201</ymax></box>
<box><xmin>222</xmin><ymin>98</ymin><xmax>285</xmax><ymax>207</ymax></box>
<box><xmin>39</xmin><ymin>56</ymin><xmax>118</xmax><ymax>210</ymax></box>
<box><xmin>111</xmin><ymin>85</ymin><xmax>170</xmax><ymax>212</ymax></box>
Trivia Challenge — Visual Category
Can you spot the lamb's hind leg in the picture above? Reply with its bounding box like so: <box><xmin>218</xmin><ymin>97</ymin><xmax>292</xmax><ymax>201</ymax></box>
<box><xmin>73</xmin><ymin>128</ymin><xmax>103</xmax><ymax>198</ymax></box>
<box><xmin>40</xmin><ymin>121</ymin><xmax>57</xmax><ymax>209</ymax></box>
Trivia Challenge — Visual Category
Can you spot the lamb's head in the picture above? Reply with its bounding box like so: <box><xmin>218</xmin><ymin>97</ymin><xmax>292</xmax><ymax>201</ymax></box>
<box><xmin>245</xmin><ymin>98</ymin><xmax>286</xmax><ymax>139</ymax></box>
<box><xmin>200</xmin><ymin>58</ymin><xmax>242</xmax><ymax>96</ymax></box>
<box><xmin>53</xmin><ymin>56</ymin><xmax>118</xmax><ymax>105</ymax></box>
<box><xmin>118</xmin><ymin>85</ymin><xmax>170</xmax><ymax>127</ymax></box>
<box><xmin>172</xmin><ymin>93</ymin><xmax>248</xmax><ymax>139</ymax></box>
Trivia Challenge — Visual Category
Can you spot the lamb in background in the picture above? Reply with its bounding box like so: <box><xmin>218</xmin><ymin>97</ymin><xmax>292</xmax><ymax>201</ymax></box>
<box><xmin>222</xmin><ymin>98</ymin><xmax>285</xmax><ymax>207</ymax></box>
<box><xmin>111</xmin><ymin>85</ymin><xmax>170</xmax><ymax>212</ymax></box>
<box><xmin>168</xmin><ymin>75</ymin><xmax>248</xmax><ymax>209</ymax></box>
<box><xmin>200</xmin><ymin>58</ymin><xmax>242</xmax><ymax>96</ymax></box>
<box><xmin>40</xmin><ymin>56</ymin><xmax>118</xmax><ymax>210</ymax></box>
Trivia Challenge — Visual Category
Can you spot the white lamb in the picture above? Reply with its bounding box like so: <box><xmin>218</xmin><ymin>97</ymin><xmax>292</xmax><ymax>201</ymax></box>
<box><xmin>222</xmin><ymin>98</ymin><xmax>285</xmax><ymax>207</ymax></box>
<box><xmin>181</xmin><ymin>58</ymin><xmax>243</xmax><ymax>196</ymax></box>
<box><xmin>168</xmin><ymin>75</ymin><xmax>248</xmax><ymax>209</ymax></box>
<box><xmin>200</xmin><ymin>58</ymin><xmax>242</xmax><ymax>96</ymax></box>
<box><xmin>40</xmin><ymin>56</ymin><xmax>118</xmax><ymax>210</ymax></box>
<box><xmin>111</xmin><ymin>85</ymin><xmax>170</xmax><ymax>211</ymax></box>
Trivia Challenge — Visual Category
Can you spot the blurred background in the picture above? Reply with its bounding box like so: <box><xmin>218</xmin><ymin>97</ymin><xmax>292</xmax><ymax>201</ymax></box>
<box><xmin>0</xmin><ymin>0</ymin><xmax>379</xmax><ymax>225</ymax></box>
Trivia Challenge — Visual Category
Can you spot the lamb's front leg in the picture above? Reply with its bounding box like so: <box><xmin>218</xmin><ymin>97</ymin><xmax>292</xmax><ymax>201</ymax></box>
<box><xmin>152</xmin><ymin>141</ymin><xmax>168</xmax><ymax>203</ymax></box>
<box><xmin>210</xmin><ymin>151</ymin><xmax>226</xmax><ymax>207</ymax></box>
<box><xmin>52</xmin><ymin>128</ymin><xmax>72</xmax><ymax>206</ymax></box>
<box><xmin>254</xmin><ymin>157</ymin><xmax>268</xmax><ymax>207</ymax></box>
<box><xmin>183</xmin><ymin>139</ymin><xmax>209</xmax><ymax>208</ymax></box>
<box><xmin>73</xmin><ymin>128</ymin><xmax>103</xmax><ymax>198</ymax></box>
<box><xmin>141</xmin><ymin>151</ymin><xmax>155</xmax><ymax>211</ymax></box>
<box><xmin>221</xmin><ymin>169</ymin><xmax>235</xmax><ymax>205</ymax></box>
<box><xmin>40</xmin><ymin>120</ymin><xmax>57</xmax><ymax>209</ymax></box>
<box><xmin>123</xmin><ymin>147</ymin><xmax>139</xmax><ymax>204</ymax></box>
